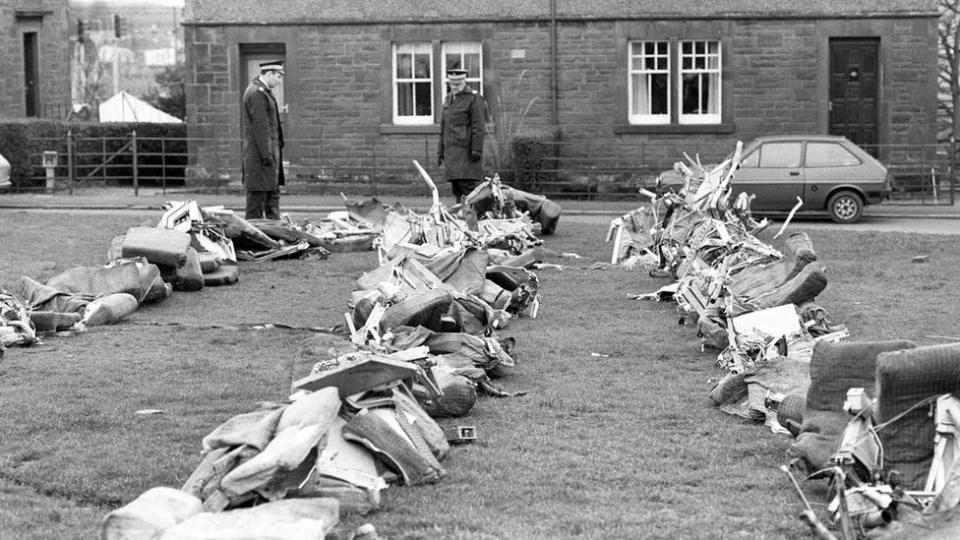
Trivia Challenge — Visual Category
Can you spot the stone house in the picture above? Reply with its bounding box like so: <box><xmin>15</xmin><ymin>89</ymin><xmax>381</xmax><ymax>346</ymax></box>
<box><xmin>0</xmin><ymin>0</ymin><xmax>72</xmax><ymax>119</ymax></box>
<box><xmin>182</xmin><ymin>0</ymin><xmax>939</xmax><ymax>190</ymax></box>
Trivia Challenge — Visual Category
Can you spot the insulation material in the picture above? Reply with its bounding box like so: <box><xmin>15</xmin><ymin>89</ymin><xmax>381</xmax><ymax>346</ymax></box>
<box><xmin>342</xmin><ymin>407</ymin><xmax>445</xmax><ymax>486</ymax></box>
<box><xmin>45</xmin><ymin>261</ymin><xmax>143</xmax><ymax>300</ymax></box>
<box><xmin>100</xmin><ymin>487</ymin><xmax>203</xmax><ymax>540</ymax></box>
<box><xmin>313</xmin><ymin>417</ymin><xmax>387</xmax><ymax>492</ymax></box>
<box><xmin>81</xmin><ymin>293</ymin><xmax>138</xmax><ymax>326</ymax></box>
<box><xmin>5</xmin><ymin>276</ymin><xmax>93</xmax><ymax>314</ymax></box>
<box><xmin>157</xmin><ymin>498</ymin><xmax>339</xmax><ymax>540</ymax></box>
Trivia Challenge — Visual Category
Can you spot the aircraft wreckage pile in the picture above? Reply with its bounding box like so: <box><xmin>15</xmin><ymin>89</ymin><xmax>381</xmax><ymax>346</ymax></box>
<box><xmin>5</xmin><ymin>145</ymin><xmax>960</xmax><ymax>538</ymax></box>
<box><xmin>0</xmin><ymin>162</ymin><xmax>562</xmax><ymax>539</ymax></box>
<box><xmin>608</xmin><ymin>142</ymin><xmax>960</xmax><ymax>539</ymax></box>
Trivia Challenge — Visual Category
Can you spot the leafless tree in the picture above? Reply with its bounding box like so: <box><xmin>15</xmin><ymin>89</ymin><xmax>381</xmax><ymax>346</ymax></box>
<box><xmin>939</xmin><ymin>0</ymin><xmax>960</xmax><ymax>142</ymax></box>
<box><xmin>73</xmin><ymin>36</ymin><xmax>108</xmax><ymax>112</ymax></box>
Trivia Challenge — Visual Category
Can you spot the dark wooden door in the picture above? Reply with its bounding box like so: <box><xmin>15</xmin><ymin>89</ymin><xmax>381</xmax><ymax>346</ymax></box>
<box><xmin>23</xmin><ymin>31</ymin><xmax>39</xmax><ymax>117</ymax></box>
<box><xmin>829</xmin><ymin>39</ymin><xmax>879</xmax><ymax>156</ymax></box>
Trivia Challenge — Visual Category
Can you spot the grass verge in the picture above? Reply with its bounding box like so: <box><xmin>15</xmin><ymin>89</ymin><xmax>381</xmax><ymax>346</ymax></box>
<box><xmin>1</xmin><ymin>209</ymin><xmax>958</xmax><ymax>539</ymax></box>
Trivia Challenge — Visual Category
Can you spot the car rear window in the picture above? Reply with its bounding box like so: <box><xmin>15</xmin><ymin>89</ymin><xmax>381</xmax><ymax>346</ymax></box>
<box><xmin>757</xmin><ymin>142</ymin><xmax>802</xmax><ymax>168</ymax></box>
<box><xmin>805</xmin><ymin>142</ymin><xmax>862</xmax><ymax>167</ymax></box>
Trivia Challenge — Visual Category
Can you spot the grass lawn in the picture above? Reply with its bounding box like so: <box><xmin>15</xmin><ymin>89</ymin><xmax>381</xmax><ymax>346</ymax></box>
<box><xmin>1</xmin><ymin>208</ymin><xmax>959</xmax><ymax>539</ymax></box>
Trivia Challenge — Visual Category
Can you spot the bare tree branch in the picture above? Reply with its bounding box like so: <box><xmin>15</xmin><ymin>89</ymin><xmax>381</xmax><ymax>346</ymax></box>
<box><xmin>938</xmin><ymin>0</ymin><xmax>960</xmax><ymax>140</ymax></box>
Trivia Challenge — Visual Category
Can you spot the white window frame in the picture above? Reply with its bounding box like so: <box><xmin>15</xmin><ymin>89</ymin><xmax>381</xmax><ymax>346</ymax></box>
<box><xmin>441</xmin><ymin>42</ymin><xmax>483</xmax><ymax>97</ymax></box>
<box><xmin>628</xmin><ymin>40</ymin><xmax>670</xmax><ymax>125</ymax></box>
<box><xmin>678</xmin><ymin>39</ymin><xmax>721</xmax><ymax>125</ymax></box>
<box><xmin>392</xmin><ymin>43</ymin><xmax>434</xmax><ymax>125</ymax></box>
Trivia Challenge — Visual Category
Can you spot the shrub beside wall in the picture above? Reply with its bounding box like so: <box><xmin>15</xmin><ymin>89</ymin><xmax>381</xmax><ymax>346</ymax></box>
<box><xmin>509</xmin><ymin>132</ymin><xmax>556</xmax><ymax>190</ymax></box>
<box><xmin>0</xmin><ymin>120</ymin><xmax>68</xmax><ymax>186</ymax></box>
<box><xmin>0</xmin><ymin>120</ymin><xmax>187</xmax><ymax>188</ymax></box>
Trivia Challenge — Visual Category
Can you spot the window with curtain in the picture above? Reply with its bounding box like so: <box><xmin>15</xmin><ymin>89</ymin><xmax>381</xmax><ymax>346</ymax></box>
<box><xmin>628</xmin><ymin>40</ymin><xmax>670</xmax><ymax>124</ymax></box>
<box><xmin>393</xmin><ymin>43</ymin><xmax>433</xmax><ymax>125</ymax></box>
<box><xmin>391</xmin><ymin>41</ymin><xmax>484</xmax><ymax>125</ymax></box>
<box><xmin>679</xmin><ymin>40</ymin><xmax>721</xmax><ymax>124</ymax></box>
<box><xmin>627</xmin><ymin>38</ymin><xmax>722</xmax><ymax>125</ymax></box>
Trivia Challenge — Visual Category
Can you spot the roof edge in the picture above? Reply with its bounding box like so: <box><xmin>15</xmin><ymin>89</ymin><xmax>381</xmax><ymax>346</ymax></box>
<box><xmin>183</xmin><ymin>11</ymin><xmax>939</xmax><ymax>27</ymax></box>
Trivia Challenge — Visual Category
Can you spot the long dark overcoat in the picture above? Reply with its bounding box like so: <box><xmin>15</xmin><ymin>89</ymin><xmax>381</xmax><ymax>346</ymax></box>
<box><xmin>242</xmin><ymin>78</ymin><xmax>285</xmax><ymax>191</ymax></box>
<box><xmin>439</xmin><ymin>87</ymin><xmax>485</xmax><ymax>181</ymax></box>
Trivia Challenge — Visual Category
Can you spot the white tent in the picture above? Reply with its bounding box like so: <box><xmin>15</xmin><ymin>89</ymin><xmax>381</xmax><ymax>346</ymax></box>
<box><xmin>99</xmin><ymin>91</ymin><xmax>182</xmax><ymax>123</ymax></box>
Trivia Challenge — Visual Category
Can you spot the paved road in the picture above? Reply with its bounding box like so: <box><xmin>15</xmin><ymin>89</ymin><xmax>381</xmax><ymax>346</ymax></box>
<box><xmin>562</xmin><ymin>213</ymin><xmax>960</xmax><ymax>235</ymax></box>
<box><xmin>7</xmin><ymin>201</ymin><xmax>960</xmax><ymax>235</ymax></box>
<box><xmin>773</xmin><ymin>215</ymin><xmax>960</xmax><ymax>235</ymax></box>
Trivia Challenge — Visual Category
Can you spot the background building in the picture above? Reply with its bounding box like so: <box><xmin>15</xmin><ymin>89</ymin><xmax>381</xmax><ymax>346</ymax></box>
<box><xmin>184</xmin><ymin>1</ymin><xmax>942</xmax><ymax>188</ymax></box>
<box><xmin>0</xmin><ymin>0</ymin><xmax>72</xmax><ymax>119</ymax></box>
<box><xmin>69</xmin><ymin>0</ymin><xmax>184</xmax><ymax>115</ymax></box>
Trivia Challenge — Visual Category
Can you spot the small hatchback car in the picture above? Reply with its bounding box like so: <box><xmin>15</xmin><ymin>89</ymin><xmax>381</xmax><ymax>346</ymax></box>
<box><xmin>658</xmin><ymin>135</ymin><xmax>892</xmax><ymax>223</ymax></box>
<box><xmin>0</xmin><ymin>150</ymin><xmax>10</xmax><ymax>191</ymax></box>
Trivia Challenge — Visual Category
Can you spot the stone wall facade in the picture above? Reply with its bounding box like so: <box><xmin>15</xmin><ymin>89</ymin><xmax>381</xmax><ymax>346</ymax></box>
<box><xmin>183</xmin><ymin>12</ymin><xmax>939</xmax><ymax>188</ymax></box>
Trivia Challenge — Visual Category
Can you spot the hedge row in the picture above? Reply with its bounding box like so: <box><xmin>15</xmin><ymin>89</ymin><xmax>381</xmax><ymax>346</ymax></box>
<box><xmin>0</xmin><ymin>120</ymin><xmax>187</xmax><ymax>187</ymax></box>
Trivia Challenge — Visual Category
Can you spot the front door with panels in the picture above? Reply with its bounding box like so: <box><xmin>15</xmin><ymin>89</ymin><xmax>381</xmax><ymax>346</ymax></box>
<box><xmin>21</xmin><ymin>23</ymin><xmax>41</xmax><ymax>117</ymax></box>
<box><xmin>828</xmin><ymin>38</ymin><xmax>880</xmax><ymax>157</ymax></box>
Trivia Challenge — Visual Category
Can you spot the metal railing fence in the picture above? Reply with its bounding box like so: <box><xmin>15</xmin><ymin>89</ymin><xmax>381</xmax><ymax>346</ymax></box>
<box><xmin>10</xmin><ymin>132</ymin><xmax>958</xmax><ymax>204</ymax></box>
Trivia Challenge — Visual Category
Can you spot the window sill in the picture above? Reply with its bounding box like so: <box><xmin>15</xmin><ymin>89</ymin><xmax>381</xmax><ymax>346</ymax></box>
<box><xmin>379</xmin><ymin>124</ymin><xmax>440</xmax><ymax>135</ymax></box>
<box><xmin>614</xmin><ymin>122</ymin><xmax>735</xmax><ymax>135</ymax></box>
<box><xmin>16</xmin><ymin>10</ymin><xmax>54</xmax><ymax>17</ymax></box>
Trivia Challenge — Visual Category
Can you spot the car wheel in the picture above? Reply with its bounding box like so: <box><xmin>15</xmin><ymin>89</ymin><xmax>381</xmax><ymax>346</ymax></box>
<box><xmin>827</xmin><ymin>191</ymin><xmax>863</xmax><ymax>224</ymax></box>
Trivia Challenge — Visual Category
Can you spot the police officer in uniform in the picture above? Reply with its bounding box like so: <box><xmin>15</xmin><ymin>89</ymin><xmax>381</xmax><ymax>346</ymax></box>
<box><xmin>438</xmin><ymin>67</ymin><xmax>486</xmax><ymax>203</ymax></box>
<box><xmin>242</xmin><ymin>60</ymin><xmax>285</xmax><ymax>219</ymax></box>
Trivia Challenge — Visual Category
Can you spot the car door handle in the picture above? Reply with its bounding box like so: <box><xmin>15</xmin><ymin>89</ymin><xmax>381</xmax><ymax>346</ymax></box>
<box><xmin>789</xmin><ymin>171</ymin><xmax>800</xmax><ymax>176</ymax></box>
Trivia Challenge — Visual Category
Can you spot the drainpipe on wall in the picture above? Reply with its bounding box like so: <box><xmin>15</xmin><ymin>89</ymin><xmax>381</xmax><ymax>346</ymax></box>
<box><xmin>549</xmin><ymin>0</ymin><xmax>560</xmax><ymax>162</ymax></box>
